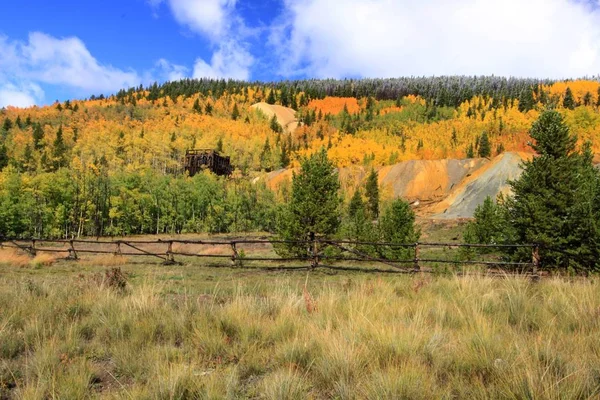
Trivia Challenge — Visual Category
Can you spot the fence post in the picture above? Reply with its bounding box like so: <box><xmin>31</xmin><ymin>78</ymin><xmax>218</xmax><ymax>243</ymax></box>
<box><xmin>231</xmin><ymin>242</ymin><xmax>240</xmax><ymax>267</ymax></box>
<box><xmin>164</xmin><ymin>241</ymin><xmax>176</xmax><ymax>265</ymax></box>
<box><xmin>532</xmin><ymin>244</ymin><xmax>540</xmax><ymax>277</ymax></box>
<box><xmin>311</xmin><ymin>237</ymin><xmax>319</xmax><ymax>269</ymax></box>
<box><xmin>30</xmin><ymin>239</ymin><xmax>37</xmax><ymax>257</ymax></box>
<box><xmin>413</xmin><ymin>243</ymin><xmax>420</xmax><ymax>271</ymax></box>
<box><xmin>67</xmin><ymin>240</ymin><xmax>78</xmax><ymax>260</ymax></box>
<box><xmin>114</xmin><ymin>241</ymin><xmax>122</xmax><ymax>257</ymax></box>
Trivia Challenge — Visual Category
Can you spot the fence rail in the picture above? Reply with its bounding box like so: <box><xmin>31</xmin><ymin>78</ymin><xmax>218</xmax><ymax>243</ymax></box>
<box><xmin>0</xmin><ymin>236</ymin><xmax>541</xmax><ymax>275</ymax></box>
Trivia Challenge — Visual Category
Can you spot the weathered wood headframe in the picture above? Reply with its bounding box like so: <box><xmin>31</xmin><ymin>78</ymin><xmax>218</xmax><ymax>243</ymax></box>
<box><xmin>184</xmin><ymin>149</ymin><xmax>232</xmax><ymax>176</ymax></box>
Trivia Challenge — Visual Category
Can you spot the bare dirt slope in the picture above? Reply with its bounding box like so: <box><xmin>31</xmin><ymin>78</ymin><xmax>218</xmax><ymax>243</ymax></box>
<box><xmin>378</xmin><ymin>158</ymin><xmax>487</xmax><ymax>203</ymax></box>
<box><xmin>251</xmin><ymin>102</ymin><xmax>299</xmax><ymax>133</ymax></box>
<box><xmin>427</xmin><ymin>152</ymin><xmax>530</xmax><ymax>218</ymax></box>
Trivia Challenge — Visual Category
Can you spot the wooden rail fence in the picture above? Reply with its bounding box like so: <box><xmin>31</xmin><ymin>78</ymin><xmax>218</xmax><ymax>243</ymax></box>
<box><xmin>0</xmin><ymin>237</ymin><xmax>541</xmax><ymax>275</ymax></box>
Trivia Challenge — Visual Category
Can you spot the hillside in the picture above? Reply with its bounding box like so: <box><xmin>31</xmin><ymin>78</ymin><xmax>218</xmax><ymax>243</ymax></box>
<box><xmin>1</xmin><ymin>77</ymin><xmax>600</xmax><ymax>237</ymax></box>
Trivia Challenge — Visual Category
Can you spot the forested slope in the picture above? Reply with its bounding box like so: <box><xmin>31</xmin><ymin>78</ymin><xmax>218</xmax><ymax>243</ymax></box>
<box><xmin>1</xmin><ymin>77</ymin><xmax>599</xmax><ymax>237</ymax></box>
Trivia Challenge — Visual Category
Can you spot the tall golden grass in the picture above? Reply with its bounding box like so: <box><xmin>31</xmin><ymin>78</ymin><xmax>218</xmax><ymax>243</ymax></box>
<box><xmin>1</xmin><ymin>270</ymin><xmax>599</xmax><ymax>398</ymax></box>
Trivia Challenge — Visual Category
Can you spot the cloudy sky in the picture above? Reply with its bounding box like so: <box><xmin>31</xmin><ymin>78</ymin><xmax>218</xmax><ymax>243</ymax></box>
<box><xmin>1</xmin><ymin>0</ymin><xmax>600</xmax><ymax>107</ymax></box>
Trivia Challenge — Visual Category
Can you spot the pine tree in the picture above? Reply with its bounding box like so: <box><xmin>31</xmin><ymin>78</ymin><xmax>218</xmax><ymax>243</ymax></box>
<box><xmin>275</xmin><ymin>148</ymin><xmax>340</xmax><ymax>256</ymax></box>
<box><xmin>52</xmin><ymin>125</ymin><xmax>67</xmax><ymax>170</ymax></box>
<box><xmin>378</xmin><ymin>199</ymin><xmax>420</xmax><ymax>260</ymax></box>
<box><xmin>563</xmin><ymin>87</ymin><xmax>576</xmax><ymax>110</ymax></box>
<box><xmin>348</xmin><ymin>189</ymin><xmax>364</xmax><ymax>219</ymax></box>
<box><xmin>478</xmin><ymin>131</ymin><xmax>491</xmax><ymax>158</ymax></box>
<box><xmin>365</xmin><ymin>168</ymin><xmax>380</xmax><ymax>219</ymax></box>
<box><xmin>451</xmin><ymin>128</ymin><xmax>458</xmax><ymax>148</ymax></box>
<box><xmin>505</xmin><ymin>110</ymin><xmax>600</xmax><ymax>269</ymax></box>
<box><xmin>192</xmin><ymin>98</ymin><xmax>202</xmax><ymax>114</ymax></box>
<box><xmin>583</xmin><ymin>92</ymin><xmax>593</xmax><ymax>106</ymax></box>
<box><xmin>32</xmin><ymin>123</ymin><xmax>44</xmax><ymax>150</ymax></box>
<box><xmin>260</xmin><ymin>137</ymin><xmax>272</xmax><ymax>171</ymax></box>
<box><xmin>266</xmin><ymin>89</ymin><xmax>276</xmax><ymax>105</ymax></box>
<box><xmin>518</xmin><ymin>86</ymin><xmax>535</xmax><ymax>113</ymax></box>
<box><xmin>280</xmin><ymin>138</ymin><xmax>290</xmax><ymax>168</ymax></box>
<box><xmin>2</xmin><ymin>118</ymin><xmax>12</xmax><ymax>132</ymax></box>
<box><xmin>0</xmin><ymin>144</ymin><xmax>8</xmax><ymax>171</ymax></box>
<box><xmin>466</xmin><ymin>143</ymin><xmax>474</xmax><ymax>158</ymax></box>
<box><xmin>496</xmin><ymin>143</ymin><xmax>505</xmax><ymax>155</ymax></box>
<box><xmin>270</xmin><ymin>115</ymin><xmax>282</xmax><ymax>133</ymax></box>
<box><xmin>204</xmin><ymin>102</ymin><xmax>213</xmax><ymax>115</ymax></box>
<box><xmin>231</xmin><ymin>103</ymin><xmax>240</xmax><ymax>120</ymax></box>
<box><xmin>216</xmin><ymin>137</ymin><xmax>223</xmax><ymax>153</ymax></box>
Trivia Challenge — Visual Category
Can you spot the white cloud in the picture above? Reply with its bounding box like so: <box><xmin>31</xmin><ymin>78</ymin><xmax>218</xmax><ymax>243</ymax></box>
<box><xmin>155</xmin><ymin>58</ymin><xmax>190</xmax><ymax>81</ymax></box>
<box><xmin>0</xmin><ymin>82</ymin><xmax>43</xmax><ymax>108</ymax></box>
<box><xmin>192</xmin><ymin>41</ymin><xmax>253</xmax><ymax>80</ymax></box>
<box><xmin>273</xmin><ymin>0</ymin><xmax>600</xmax><ymax>78</ymax></box>
<box><xmin>0</xmin><ymin>32</ymin><xmax>143</xmax><ymax>106</ymax></box>
<box><xmin>149</xmin><ymin>0</ymin><xmax>253</xmax><ymax>79</ymax></box>
<box><xmin>150</xmin><ymin>0</ymin><xmax>237</xmax><ymax>39</ymax></box>
<box><xmin>21</xmin><ymin>32</ymin><xmax>140</xmax><ymax>91</ymax></box>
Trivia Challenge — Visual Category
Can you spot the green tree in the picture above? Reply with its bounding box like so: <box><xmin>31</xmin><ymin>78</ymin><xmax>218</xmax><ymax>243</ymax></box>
<box><xmin>276</xmin><ymin>148</ymin><xmax>341</xmax><ymax>256</ymax></box>
<box><xmin>0</xmin><ymin>144</ymin><xmax>8</xmax><ymax>171</ymax></box>
<box><xmin>478</xmin><ymin>131</ymin><xmax>491</xmax><ymax>158</ymax></box>
<box><xmin>505</xmin><ymin>110</ymin><xmax>600</xmax><ymax>269</ymax></box>
<box><xmin>32</xmin><ymin>123</ymin><xmax>44</xmax><ymax>150</ymax></box>
<box><xmin>378</xmin><ymin>199</ymin><xmax>420</xmax><ymax>260</ymax></box>
<box><xmin>52</xmin><ymin>125</ymin><xmax>67</xmax><ymax>170</ymax></box>
<box><xmin>270</xmin><ymin>115</ymin><xmax>282</xmax><ymax>133</ymax></box>
<box><xmin>464</xmin><ymin>196</ymin><xmax>512</xmax><ymax>249</ymax></box>
<box><xmin>563</xmin><ymin>87</ymin><xmax>576</xmax><ymax>110</ymax></box>
<box><xmin>260</xmin><ymin>137</ymin><xmax>272</xmax><ymax>171</ymax></box>
<box><xmin>204</xmin><ymin>102</ymin><xmax>213</xmax><ymax>115</ymax></box>
<box><xmin>364</xmin><ymin>168</ymin><xmax>380</xmax><ymax>219</ymax></box>
<box><xmin>518</xmin><ymin>86</ymin><xmax>535</xmax><ymax>113</ymax></box>
<box><xmin>266</xmin><ymin>89</ymin><xmax>276</xmax><ymax>105</ymax></box>
<box><xmin>466</xmin><ymin>143</ymin><xmax>474</xmax><ymax>158</ymax></box>
<box><xmin>280</xmin><ymin>137</ymin><xmax>290</xmax><ymax>168</ymax></box>
<box><xmin>231</xmin><ymin>103</ymin><xmax>240</xmax><ymax>120</ymax></box>
<box><xmin>192</xmin><ymin>98</ymin><xmax>202</xmax><ymax>113</ymax></box>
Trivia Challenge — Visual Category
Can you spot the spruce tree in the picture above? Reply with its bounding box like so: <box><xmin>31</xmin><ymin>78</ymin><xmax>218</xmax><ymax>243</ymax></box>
<box><xmin>378</xmin><ymin>199</ymin><xmax>420</xmax><ymax>260</ymax></box>
<box><xmin>478</xmin><ymin>131</ymin><xmax>491</xmax><ymax>158</ymax></box>
<box><xmin>275</xmin><ymin>148</ymin><xmax>341</xmax><ymax>256</ymax></box>
<box><xmin>583</xmin><ymin>92</ymin><xmax>593</xmax><ymax>106</ymax></box>
<box><xmin>32</xmin><ymin>123</ymin><xmax>44</xmax><ymax>150</ymax></box>
<box><xmin>563</xmin><ymin>87</ymin><xmax>576</xmax><ymax>110</ymax></box>
<box><xmin>260</xmin><ymin>137</ymin><xmax>272</xmax><ymax>171</ymax></box>
<box><xmin>505</xmin><ymin>110</ymin><xmax>600</xmax><ymax>269</ymax></box>
<box><xmin>192</xmin><ymin>98</ymin><xmax>202</xmax><ymax>114</ymax></box>
<box><xmin>348</xmin><ymin>189</ymin><xmax>364</xmax><ymax>219</ymax></box>
<box><xmin>270</xmin><ymin>115</ymin><xmax>282</xmax><ymax>133</ymax></box>
<box><xmin>52</xmin><ymin>125</ymin><xmax>67</xmax><ymax>169</ymax></box>
<box><xmin>518</xmin><ymin>86</ymin><xmax>535</xmax><ymax>113</ymax></box>
<box><xmin>0</xmin><ymin>144</ymin><xmax>8</xmax><ymax>171</ymax></box>
<box><xmin>266</xmin><ymin>89</ymin><xmax>276</xmax><ymax>105</ymax></box>
<box><xmin>466</xmin><ymin>143</ymin><xmax>474</xmax><ymax>158</ymax></box>
<box><xmin>204</xmin><ymin>102</ymin><xmax>213</xmax><ymax>115</ymax></box>
<box><xmin>365</xmin><ymin>168</ymin><xmax>380</xmax><ymax>219</ymax></box>
<box><xmin>231</xmin><ymin>103</ymin><xmax>240</xmax><ymax>120</ymax></box>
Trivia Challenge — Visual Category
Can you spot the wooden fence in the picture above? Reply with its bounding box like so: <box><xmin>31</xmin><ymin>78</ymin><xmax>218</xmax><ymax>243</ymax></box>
<box><xmin>0</xmin><ymin>237</ymin><xmax>541</xmax><ymax>275</ymax></box>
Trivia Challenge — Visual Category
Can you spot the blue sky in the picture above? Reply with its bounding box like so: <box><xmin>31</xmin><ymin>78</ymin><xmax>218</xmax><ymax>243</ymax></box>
<box><xmin>1</xmin><ymin>0</ymin><xmax>600</xmax><ymax>107</ymax></box>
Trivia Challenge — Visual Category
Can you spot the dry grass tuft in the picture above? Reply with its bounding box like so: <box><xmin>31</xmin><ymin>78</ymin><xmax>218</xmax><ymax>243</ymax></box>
<box><xmin>0</xmin><ymin>248</ymin><xmax>31</xmax><ymax>267</ymax></box>
<box><xmin>29</xmin><ymin>252</ymin><xmax>57</xmax><ymax>268</ymax></box>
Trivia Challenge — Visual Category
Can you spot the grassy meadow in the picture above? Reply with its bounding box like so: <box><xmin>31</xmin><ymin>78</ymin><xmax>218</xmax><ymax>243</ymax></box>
<box><xmin>1</xmin><ymin>249</ymin><xmax>600</xmax><ymax>399</ymax></box>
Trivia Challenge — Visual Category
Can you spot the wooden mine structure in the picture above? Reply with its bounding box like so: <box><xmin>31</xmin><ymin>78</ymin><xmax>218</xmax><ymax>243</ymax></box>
<box><xmin>184</xmin><ymin>149</ymin><xmax>232</xmax><ymax>177</ymax></box>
